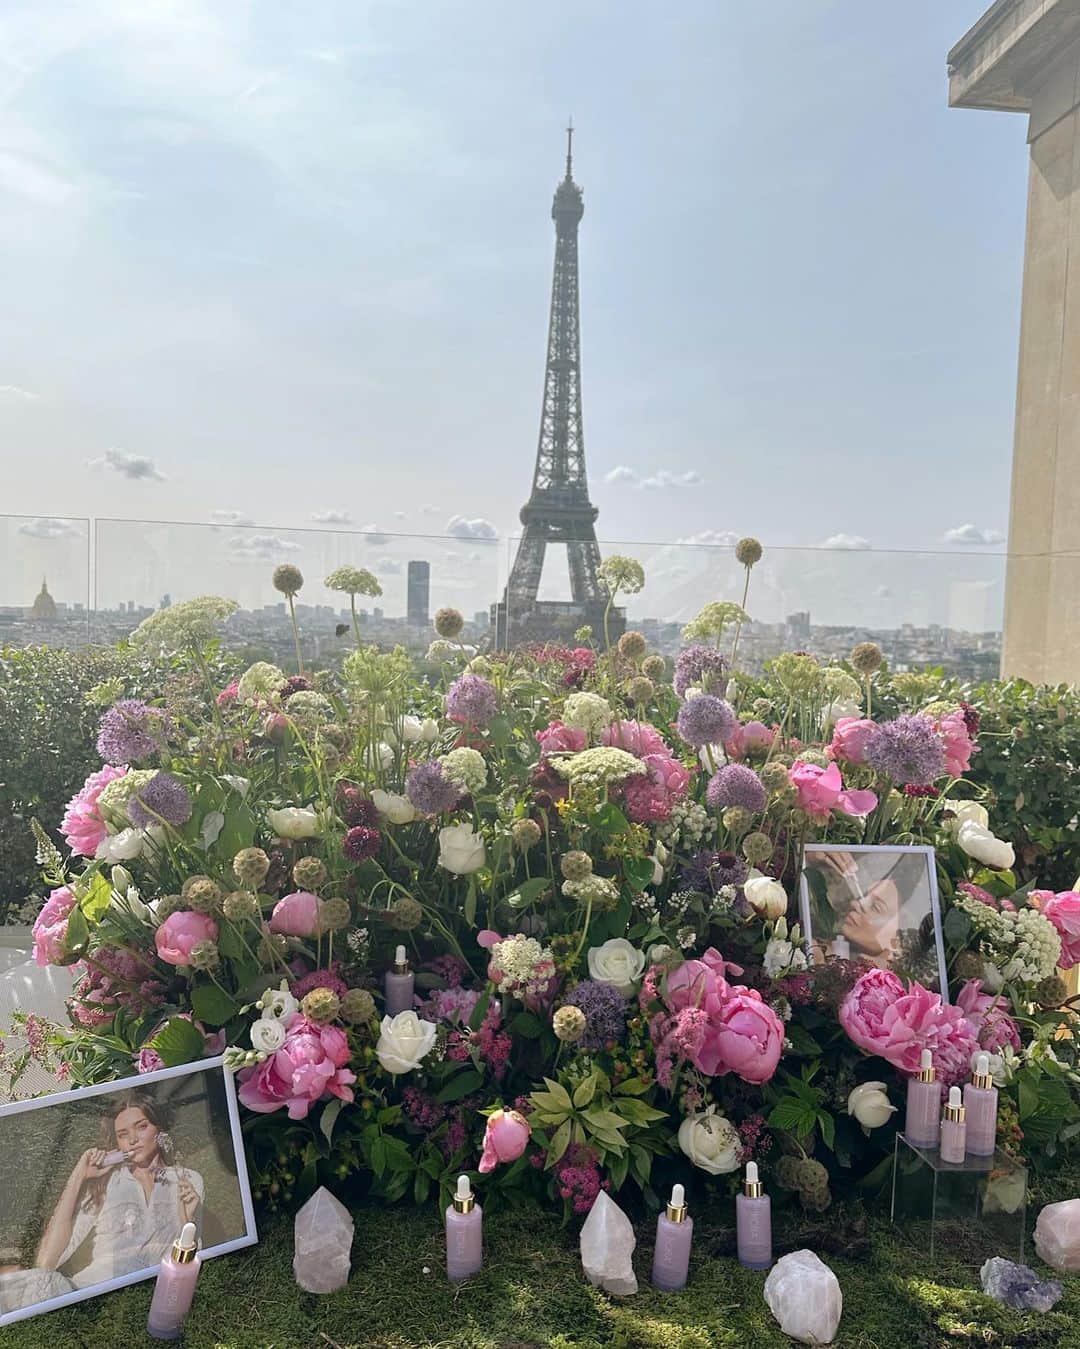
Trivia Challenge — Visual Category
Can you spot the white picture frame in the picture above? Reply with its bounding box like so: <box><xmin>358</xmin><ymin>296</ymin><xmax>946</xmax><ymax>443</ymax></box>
<box><xmin>0</xmin><ymin>1057</ymin><xmax>257</xmax><ymax>1327</ymax></box>
<box><xmin>798</xmin><ymin>843</ymin><xmax>949</xmax><ymax>998</ymax></box>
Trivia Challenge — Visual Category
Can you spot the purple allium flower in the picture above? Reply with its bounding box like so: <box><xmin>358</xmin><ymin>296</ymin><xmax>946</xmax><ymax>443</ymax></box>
<box><xmin>675</xmin><ymin>694</ymin><xmax>737</xmax><ymax>749</ymax></box>
<box><xmin>405</xmin><ymin>761</ymin><xmax>462</xmax><ymax>815</ymax></box>
<box><xmin>127</xmin><ymin>772</ymin><xmax>192</xmax><ymax>829</ymax></box>
<box><xmin>679</xmin><ymin>849</ymin><xmax>747</xmax><ymax>894</ymax></box>
<box><xmin>706</xmin><ymin>763</ymin><xmax>767</xmax><ymax>814</ymax></box>
<box><xmin>864</xmin><ymin>714</ymin><xmax>946</xmax><ymax>786</ymax></box>
<box><xmin>673</xmin><ymin>645</ymin><xmax>729</xmax><ymax>698</ymax></box>
<box><xmin>564</xmin><ymin>980</ymin><xmax>628</xmax><ymax>1053</ymax></box>
<box><xmin>445</xmin><ymin>674</ymin><xmax>498</xmax><ymax>727</ymax></box>
<box><xmin>96</xmin><ymin>700</ymin><xmax>170</xmax><ymax>763</ymax></box>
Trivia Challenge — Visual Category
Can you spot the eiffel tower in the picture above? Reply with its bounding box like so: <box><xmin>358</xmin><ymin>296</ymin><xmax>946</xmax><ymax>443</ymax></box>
<box><xmin>491</xmin><ymin>126</ymin><xmax>624</xmax><ymax>648</ymax></box>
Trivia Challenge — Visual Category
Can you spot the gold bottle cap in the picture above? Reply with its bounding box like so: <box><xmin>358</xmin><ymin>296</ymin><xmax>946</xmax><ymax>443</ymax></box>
<box><xmin>943</xmin><ymin>1086</ymin><xmax>965</xmax><ymax>1124</ymax></box>
<box><xmin>393</xmin><ymin>944</ymin><xmax>410</xmax><ymax>976</ymax></box>
<box><xmin>917</xmin><ymin>1049</ymin><xmax>936</xmax><ymax>1084</ymax></box>
<box><xmin>172</xmin><ymin>1222</ymin><xmax>198</xmax><ymax>1264</ymax></box>
<box><xmin>971</xmin><ymin>1053</ymin><xmax>994</xmax><ymax>1092</ymax></box>
<box><xmin>666</xmin><ymin>1184</ymin><xmax>688</xmax><ymax>1223</ymax></box>
<box><xmin>453</xmin><ymin>1174</ymin><xmax>475</xmax><ymax>1214</ymax></box>
<box><xmin>743</xmin><ymin>1162</ymin><xmax>764</xmax><ymax>1199</ymax></box>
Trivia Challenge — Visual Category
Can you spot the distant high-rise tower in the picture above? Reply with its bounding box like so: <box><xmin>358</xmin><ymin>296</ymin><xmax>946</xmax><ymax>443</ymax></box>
<box><xmin>492</xmin><ymin>127</ymin><xmax>623</xmax><ymax>648</ymax></box>
<box><xmin>407</xmin><ymin>560</ymin><xmax>430</xmax><ymax>627</ymax></box>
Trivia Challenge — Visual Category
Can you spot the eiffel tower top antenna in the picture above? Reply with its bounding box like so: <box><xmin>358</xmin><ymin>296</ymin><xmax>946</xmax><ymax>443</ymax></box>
<box><xmin>565</xmin><ymin>118</ymin><xmax>574</xmax><ymax>179</ymax></box>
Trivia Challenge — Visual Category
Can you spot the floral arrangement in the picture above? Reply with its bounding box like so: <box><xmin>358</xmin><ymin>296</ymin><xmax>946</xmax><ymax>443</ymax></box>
<box><xmin>21</xmin><ymin>550</ymin><xmax>1080</xmax><ymax>1219</ymax></box>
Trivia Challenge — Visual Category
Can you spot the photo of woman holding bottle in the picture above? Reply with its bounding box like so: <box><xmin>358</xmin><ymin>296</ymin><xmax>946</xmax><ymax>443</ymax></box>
<box><xmin>798</xmin><ymin>843</ymin><xmax>947</xmax><ymax>992</ymax></box>
<box><xmin>0</xmin><ymin>1059</ymin><xmax>256</xmax><ymax>1327</ymax></box>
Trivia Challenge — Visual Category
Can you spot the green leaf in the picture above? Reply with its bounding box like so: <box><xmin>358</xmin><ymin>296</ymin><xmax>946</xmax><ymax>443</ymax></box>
<box><xmin>592</xmin><ymin>802</ymin><xmax>630</xmax><ymax>838</ymax></box>
<box><xmin>542</xmin><ymin>1077</ymin><xmax>574</xmax><ymax>1111</ymax></box>
<box><xmin>546</xmin><ymin>1119</ymin><xmax>572</xmax><ymax>1169</ymax></box>
<box><xmin>622</xmin><ymin>855</ymin><xmax>654</xmax><ymax>893</ymax></box>
<box><xmin>79</xmin><ymin>873</ymin><xmax>113</xmax><ymax>923</ymax></box>
<box><xmin>320</xmin><ymin>1098</ymin><xmax>344</xmax><ymax>1146</ymax></box>
<box><xmin>943</xmin><ymin>907</ymin><xmax>972</xmax><ymax>946</ymax></box>
<box><xmin>468</xmin><ymin>990</ymin><xmax>491</xmax><ymax>1032</ymax></box>
<box><xmin>217</xmin><ymin>921</ymin><xmax>247</xmax><ymax>960</ymax></box>
<box><xmin>60</xmin><ymin>906</ymin><xmax>91</xmax><ymax>961</ymax></box>
<box><xmin>148</xmin><ymin>1016</ymin><xmax>206</xmax><ymax>1067</ymax></box>
<box><xmin>607</xmin><ymin>1150</ymin><xmax>629</xmax><ymax>1190</ymax></box>
<box><xmin>464</xmin><ymin>880</ymin><xmax>477</xmax><ymax>928</ymax></box>
<box><xmin>614</xmin><ymin>1076</ymin><xmax>654</xmax><ymax>1096</ymax></box>
<box><xmin>190</xmin><ymin>981</ymin><xmax>238</xmax><ymax>1027</ymax></box>
<box><xmin>613</xmin><ymin>1097</ymin><xmax>667</xmax><ymax>1125</ymax></box>
<box><xmin>510</xmin><ymin>1012</ymin><xmax>545</xmax><ymax>1039</ymax></box>
<box><xmin>817</xmin><ymin>1109</ymin><xmax>836</xmax><ymax>1151</ymax></box>
<box><xmin>436</xmin><ymin>1069</ymin><xmax>484</xmax><ymax>1103</ymax></box>
<box><xmin>573</xmin><ymin>1073</ymin><xmax>598</xmax><ymax>1109</ymax></box>
<box><xmin>515</xmin><ymin>877</ymin><xmax>553</xmax><ymax>907</ymax></box>
<box><xmin>581</xmin><ymin>1107</ymin><xmax>629</xmax><ymax>1132</ymax></box>
<box><xmin>413</xmin><ymin>1168</ymin><xmax>431</xmax><ymax>1205</ymax></box>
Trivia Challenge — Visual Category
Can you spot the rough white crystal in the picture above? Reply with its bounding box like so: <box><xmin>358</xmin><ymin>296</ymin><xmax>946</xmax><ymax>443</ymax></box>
<box><xmin>763</xmin><ymin>1249</ymin><xmax>843</xmax><ymax>1345</ymax></box>
<box><xmin>1034</xmin><ymin>1198</ymin><xmax>1080</xmax><ymax>1272</ymax></box>
<box><xmin>579</xmin><ymin>1190</ymin><xmax>638</xmax><ymax>1295</ymax></box>
<box><xmin>293</xmin><ymin>1186</ymin><xmax>354</xmax><ymax>1294</ymax></box>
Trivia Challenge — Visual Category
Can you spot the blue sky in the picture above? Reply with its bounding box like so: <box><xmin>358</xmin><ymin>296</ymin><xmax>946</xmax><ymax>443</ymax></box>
<box><xmin>1</xmin><ymin>2</ymin><xmax>1028</xmax><ymax>620</ymax></box>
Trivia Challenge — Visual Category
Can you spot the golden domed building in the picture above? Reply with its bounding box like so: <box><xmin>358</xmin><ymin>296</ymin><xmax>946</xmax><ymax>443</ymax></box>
<box><xmin>29</xmin><ymin>577</ymin><xmax>57</xmax><ymax>622</ymax></box>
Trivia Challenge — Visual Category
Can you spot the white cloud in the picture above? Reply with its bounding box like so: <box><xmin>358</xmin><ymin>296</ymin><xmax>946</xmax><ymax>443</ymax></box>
<box><xmin>374</xmin><ymin>557</ymin><xmax>402</xmax><ymax>575</ymax></box>
<box><xmin>677</xmin><ymin>529</ymin><xmax>740</xmax><ymax>547</ymax></box>
<box><xmin>312</xmin><ymin>509</ymin><xmax>353</xmax><ymax>526</ymax></box>
<box><xmin>210</xmin><ymin>509</ymin><xmax>255</xmax><ymax>527</ymax></box>
<box><xmin>394</xmin><ymin>510</ymin><xmax>407</xmax><ymax>520</ymax></box>
<box><xmin>419</xmin><ymin>504</ymin><xmax>441</xmax><ymax>515</ymax></box>
<box><xmin>446</xmin><ymin>515</ymin><xmax>498</xmax><ymax>541</ymax></box>
<box><xmin>88</xmin><ymin>448</ymin><xmax>165</xmax><ymax>481</ymax></box>
<box><xmin>605</xmin><ymin>465</ymin><xmax>637</xmax><ymax>485</ymax></box>
<box><xmin>17</xmin><ymin>516</ymin><xmax>81</xmax><ymax>539</ymax></box>
<box><xmin>944</xmin><ymin>523</ymin><xmax>1006</xmax><ymax>546</ymax></box>
<box><xmin>821</xmin><ymin>533</ymin><xmax>871</xmax><ymax>550</ymax></box>
<box><xmin>226</xmin><ymin>533</ymin><xmax>302</xmax><ymax>559</ymax></box>
<box><xmin>640</xmin><ymin>469</ymin><xmax>703</xmax><ymax>490</ymax></box>
<box><xmin>359</xmin><ymin>523</ymin><xmax>390</xmax><ymax>546</ymax></box>
<box><xmin>0</xmin><ymin>384</ymin><xmax>39</xmax><ymax>400</ymax></box>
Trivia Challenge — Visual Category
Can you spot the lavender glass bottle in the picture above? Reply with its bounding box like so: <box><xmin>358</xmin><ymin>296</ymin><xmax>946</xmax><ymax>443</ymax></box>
<box><xmin>735</xmin><ymin>1163</ymin><xmax>772</xmax><ymax>1270</ymax></box>
<box><xmin>445</xmin><ymin>1175</ymin><xmax>483</xmax><ymax>1282</ymax></box>
<box><xmin>940</xmin><ymin>1086</ymin><xmax>967</xmax><ymax>1164</ymax></box>
<box><xmin>904</xmin><ymin>1048</ymin><xmax>940</xmax><ymax>1149</ymax></box>
<box><xmin>147</xmin><ymin>1223</ymin><xmax>202</xmax><ymax>1341</ymax></box>
<box><xmin>964</xmin><ymin>1052</ymin><xmax>998</xmax><ymax>1157</ymax></box>
<box><xmin>651</xmin><ymin>1184</ymin><xmax>693</xmax><ymax>1291</ymax></box>
<box><xmin>384</xmin><ymin>945</ymin><xmax>414</xmax><ymax>1016</ymax></box>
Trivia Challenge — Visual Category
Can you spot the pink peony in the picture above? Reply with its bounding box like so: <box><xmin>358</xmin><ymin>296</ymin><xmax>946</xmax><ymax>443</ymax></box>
<box><xmin>840</xmin><ymin>968</ymin><xmax>979</xmax><ymax>1087</ymax></box>
<box><xmin>666</xmin><ymin>948</ymin><xmax>744</xmax><ymax>1017</ymax></box>
<box><xmin>602</xmin><ymin>720</ymin><xmax>669</xmax><ymax>758</ymax></box>
<box><xmin>725</xmin><ymin>720</ymin><xmax>775</xmax><ymax>760</ymax></box>
<box><xmin>237</xmin><ymin>1016</ymin><xmax>356</xmax><ymax>1120</ymax></box>
<box><xmin>621</xmin><ymin>753</ymin><xmax>690</xmax><ymax>824</ymax></box>
<box><xmin>135</xmin><ymin>1048</ymin><xmax>165</xmax><ymax>1074</ymax></box>
<box><xmin>155</xmin><ymin>911</ymin><xmax>219</xmax><ymax>966</ymax></box>
<box><xmin>60</xmin><ymin>764</ymin><xmax>128</xmax><ymax>858</ymax></box>
<box><xmin>269</xmin><ymin>891</ymin><xmax>322</xmax><ymax>938</ymax></box>
<box><xmin>32</xmin><ymin>887</ymin><xmax>78</xmax><ymax>966</ymax></box>
<box><xmin>1041</xmin><ymin>891</ymin><xmax>1080</xmax><ymax>968</ymax></box>
<box><xmin>789</xmin><ymin>760</ymin><xmax>878</xmax><ymax>823</ymax></box>
<box><xmin>478</xmin><ymin>1107</ymin><xmax>531</xmax><ymax>1173</ymax></box>
<box><xmin>535</xmin><ymin>721</ymin><xmax>587</xmax><ymax>755</ymax></box>
<box><xmin>956</xmin><ymin>980</ymin><xmax>1022</xmax><ymax>1053</ymax></box>
<box><xmin>704</xmin><ymin>988</ymin><xmax>784</xmax><ymax>1083</ymax></box>
<box><xmin>936</xmin><ymin>710</ymin><xmax>976</xmax><ymax>778</ymax></box>
<box><xmin>829</xmin><ymin>717</ymin><xmax>877</xmax><ymax>766</ymax></box>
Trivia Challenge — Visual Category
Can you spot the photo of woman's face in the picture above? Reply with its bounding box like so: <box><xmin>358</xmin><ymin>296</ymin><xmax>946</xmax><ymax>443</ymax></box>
<box><xmin>112</xmin><ymin>1107</ymin><xmax>159</xmax><ymax>1168</ymax></box>
<box><xmin>840</xmin><ymin>877</ymin><xmax>900</xmax><ymax>957</ymax></box>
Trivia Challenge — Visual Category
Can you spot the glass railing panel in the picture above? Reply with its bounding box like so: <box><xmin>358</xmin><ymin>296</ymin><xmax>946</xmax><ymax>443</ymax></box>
<box><xmin>0</xmin><ymin>514</ymin><xmax>91</xmax><ymax>649</ymax></box>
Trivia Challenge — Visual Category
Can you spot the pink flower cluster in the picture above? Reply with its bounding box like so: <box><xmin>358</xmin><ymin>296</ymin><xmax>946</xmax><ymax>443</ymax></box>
<box><xmin>447</xmin><ymin>1000</ymin><xmax>512</xmax><ymax>1078</ymax></box>
<box><xmin>553</xmin><ymin>1143</ymin><xmax>609</xmax><ymax>1215</ymax></box>
<box><xmin>724</xmin><ymin>720</ymin><xmax>774</xmax><ymax>760</ymax></box>
<box><xmin>649</xmin><ymin>947</ymin><xmax>785</xmax><ymax>1086</ymax></box>
<box><xmin>60</xmin><ymin>764</ymin><xmax>128</xmax><ymax>858</ymax></box>
<box><xmin>238</xmin><ymin>1016</ymin><xmax>355</xmax><ymax>1120</ymax></box>
<box><xmin>32</xmin><ymin>886</ymin><xmax>78</xmax><ymax>966</ymax></box>
<box><xmin>1036</xmin><ymin>890</ymin><xmax>1080</xmax><ymax>967</ymax></box>
<box><xmin>69</xmin><ymin>945</ymin><xmax>167</xmax><ymax>1029</ymax></box>
<box><xmin>535</xmin><ymin>720</ymin><xmax>587</xmax><ymax>755</ymax></box>
<box><xmin>840</xmin><ymin>968</ymin><xmax>979</xmax><ymax>1087</ymax></box>
<box><xmin>955</xmin><ymin>980</ymin><xmax>1021</xmax><ymax>1054</ymax></box>
<box><xmin>601</xmin><ymin>720</ymin><xmax>690</xmax><ymax>824</ymax></box>
<box><xmin>936</xmin><ymin>710</ymin><xmax>976</xmax><ymax>778</ymax></box>
<box><xmin>788</xmin><ymin>760</ymin><xmax>877</xmax><ymax>823</ymax></box>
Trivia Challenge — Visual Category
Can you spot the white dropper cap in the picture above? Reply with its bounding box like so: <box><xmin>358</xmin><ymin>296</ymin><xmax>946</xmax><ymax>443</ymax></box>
<box><xmin>976</xmin><ymin>1052</ymin><xmax>990</xmax><ymax>1077</ymax></box>
<box><xmin>178</xmin><ymin>1222</ymin><xmax>197</xmax><ymax>1250</ymax></box>
<box><xmin>744</xmin><ymin>1160</ymin><xmax>763</xmax><ymax>1196</ymax></box>
<box><xmin>670</xmin><ymin>1183</ymin><xmax>685</xmax><ymax>1208</ymax></box>
<box><xmin>746</xmin><ymin>1161</ymin><xmax>759</xmax><ymax>1184</ymax></box>
<box><xmin>920</xmin><ymin>1049</ymin><xmax>933</xmax><ymax>1071</ymax></box>
<box><xmin>395</xmin><ymin>944</ymin><xmax>407</xmax><ymax>965</ymax></box>
<box><xmin>456</xmin><ymin>1174</ymin><xmax>472</xmax><ymax>1201</ymax></box>
<box><xmin>171</xmin><ymin>1221</ymin><xmax>199</xmax><ymax>1263</ymax></box>
<box><xmin>948</xmin><ymin>1086</ymin><xmax>962</xmax><ymax>1108</ymax></box>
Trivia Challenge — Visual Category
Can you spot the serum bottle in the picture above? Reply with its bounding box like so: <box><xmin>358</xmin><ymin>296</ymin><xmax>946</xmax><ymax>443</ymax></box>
<box><xmin>735</xmin><ymin>1162</ymin><xmax>772</xmax><ymax>1270</ymax></box>
<box><xmin>651</xmin><ymin>1184</ymin><xmax>693</xmax><ymax>1291</ymax></box>
<box><xmin>147</xmin><ymin>1222</ymin><xmax>201</xmax><ymax>1341</ymax></box>
<box><xmin>964</xmin><ymin>1052</ymin><xmax>998</xmax><ymax>1157</ymax></box>
<box><xmin>384</xmin><ymin>945</ymin><xmax>414</xmax><ymax>1016</ymax></box>
<box><xmin>904</xmin><ymin>1049</ymin><xmax>940</xmax><ymax>1149</ymax></box>
<box><xmin>940</xmin><ymin>1086</ymin><xmax>967</xmax><ymax>1164</ymax></box>
<box><xmin>100</xmin><ymin>1148</ymin><xmax>132</xmax><ymax>1168</ymax></box>
<box><xmin>445</xmin><ymin>1174</ymin><xmax>483</xmax><ymax>1282</ymax></box>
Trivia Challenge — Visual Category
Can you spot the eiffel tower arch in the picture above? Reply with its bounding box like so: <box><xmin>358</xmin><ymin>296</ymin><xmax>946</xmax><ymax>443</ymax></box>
<box><xmin>491</xmin><ymin>128</ymin><xmax>625</xmax><ymax>649</ymax></box>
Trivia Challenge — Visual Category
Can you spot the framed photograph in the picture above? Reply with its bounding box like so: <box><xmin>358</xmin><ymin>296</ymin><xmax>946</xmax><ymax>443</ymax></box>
<box><xmin>798</xmin><ymin>844</ymin><xmax>949</xmax><ymax>996</ymax></box>
<box><xmin>0</xmin><ymin>1057</ymin><xmax>257</xmax><ymax>1327</ymax></box>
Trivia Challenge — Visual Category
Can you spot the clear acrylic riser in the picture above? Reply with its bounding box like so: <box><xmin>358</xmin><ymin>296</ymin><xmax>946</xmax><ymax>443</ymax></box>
<box><xmin>890</xmin><ymin>1134</ymin><xmax>1027</xmax><ymax>1265</ymax></box>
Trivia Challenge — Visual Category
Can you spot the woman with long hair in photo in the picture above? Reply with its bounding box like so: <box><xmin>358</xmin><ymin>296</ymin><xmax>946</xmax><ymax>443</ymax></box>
<box><xmin>32</xmin><ymin>1090</ymin><xmax>203</xmax><ymax>1289</ymax></box>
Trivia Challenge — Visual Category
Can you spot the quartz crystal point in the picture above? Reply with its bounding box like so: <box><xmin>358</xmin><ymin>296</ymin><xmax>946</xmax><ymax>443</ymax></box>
<box><xmin>1034</xmin><ymin>1197</ymin><xmax>1080</xmax><ymax>1272</ymax></box>
<box><xmin>763</xmin><ymin>1249</ymin><xmax>842</xmax><ymax>1344</ymax></box>
<box><xmin>980</xmin><ymin>1257</ymin><xmax>1063</xmax><ymax>1312</ymax></box>
<box><xmin>579</xmin><ymin>1190</ymin><xmax>638</xmax><ymax>1295</ymax></box>
<box><xmin>293</xmin><ymin>1185</ymin><xmax>354</xmax><ymax>1294</ymax></box>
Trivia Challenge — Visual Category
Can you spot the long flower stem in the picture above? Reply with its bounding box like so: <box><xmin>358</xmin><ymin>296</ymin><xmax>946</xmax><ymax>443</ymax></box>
<box><xmin>287</xmin><ymin>595</ymin><xmax>305</xmax><ymax>676</ymax></box>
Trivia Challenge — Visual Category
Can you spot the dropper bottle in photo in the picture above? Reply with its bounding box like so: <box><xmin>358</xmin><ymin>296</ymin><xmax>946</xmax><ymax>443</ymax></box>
<box><xmin>147</xmin><ymin>1222</ymin><xmax>202</xmax><ymax>1341</ymax></box>
<box><xmin>384</xmin><ymin>944</ymin><xmax>414</xmax><ymax>1016</ymax></box>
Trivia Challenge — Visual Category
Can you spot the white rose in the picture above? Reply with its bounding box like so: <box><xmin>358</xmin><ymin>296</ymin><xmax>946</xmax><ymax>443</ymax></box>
<box><xmin>822</xmin><ymin>698</ymin><xmax>861</xmax><ymax>729</ymax></box>
<box><xmin>981</xmin><ymin>960</ymin><xmax>1005</xmax><ymax>994</ymax></box>
<box><xmin>847</xmin><ymin>1081</ymin><xmax>896</xmax><ymax>1130</ymax></box>
<box><xmin>267</xmin><ymin>806</ymin><xmax>321</xmax><ymax>840</ymax></box>
<box><xmin>250</xmin><ymin>1018</ymin><xmax>286</xmax><ymax>1054</ymax></box>
<box><xmin>363</xmin><ymin>741</ymin><xmax>395</xmax><ymax>771</ymax></box>
<box><xmin>372</xmin><ymin>788</ymin><xmax>418</xmax><ymax>824</ymax></box>
<box><xmin>95</xmin><ymin>827</ymin><xmax>144</xmax><ymax>862</ymax></box>
<box><xmin>744</xmin><ymin>876</ymin><xmax>788</xmax><ymax>921</ymax></box>
<box><xmin>587</xmin><ymin>937</ymin><xmax>645</xmax><ymax>996</ymax></box>
<box><xmin>376</xmin><ymin>1010</ymin><xmax>438</xmax><ymax>1075</ymax></box>
<box><xmin>438</xmin><ymin>822</ymin><xmax>486</xmax><ymax>875</ymax></box>
<box><xmin>957</xmin><ymin>821</ymin><xmax>1015</xmax><ymax>870</ymax></box>
<box><xmin>947</xmin><ymin>799</ymin><xmax>989</xmax><ymax>833</ymax></box>
<box><xmin>261</xmin><ymin>982</ymin><xmax>300</xmax><ymax>1024</ymax></box>
<box><xmin>678</xmin><ymin>1108</ymin><xmax>740</xmax><ymax>1175</ymax></box>
<box><xmin>647</xmin><ymin>943</ymin><xmax>674</xmax><ymax>965</ymax></box>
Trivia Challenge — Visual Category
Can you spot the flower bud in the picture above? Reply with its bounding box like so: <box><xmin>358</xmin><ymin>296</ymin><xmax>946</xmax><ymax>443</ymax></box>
<box><xmin>847</xmin><ymin>1080</ymin><xmax>896</xmax><ymax>1130</ymax></box>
